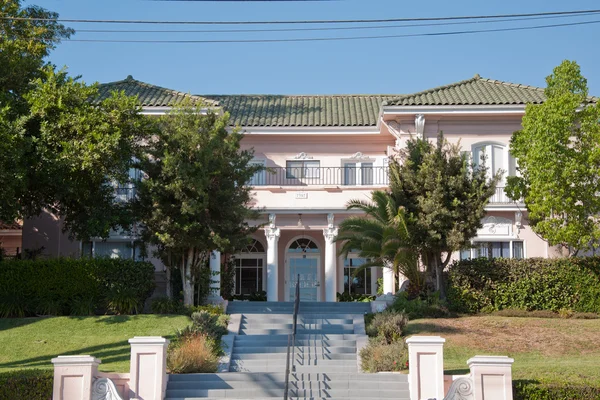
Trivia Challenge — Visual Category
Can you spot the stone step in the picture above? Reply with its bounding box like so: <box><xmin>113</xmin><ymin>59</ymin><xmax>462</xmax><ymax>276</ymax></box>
<box><xmin>230</xmin><ymin>353</ymin><xmax>357</xmax><ymax>361</ymax></box>
<box><xmin>166</xmin><ymin>388</ymin><xmax>406</xmax><ymax>399</ymax></box>
<box><xmin>231</xmin><ymin>345</ymin><xmax>357</xmax><ymax>354</ymax></box>
<box><xmin>167</xmin><ymin>380</ymin><xmax>407</xmax><ymax>390</ymax></box>
<box><xmin>234</xmin><ymin>333</ymin><xmax>359</xmax><ymax>340</ymax></box>
<box><xmin>168</xmin><ymin>372</ymin><xmax>407</xmax><ymax>383</ymax></box>
<box><xmin>232</xmin><ymin>340</ymin><xmax>357</xmax><ymax>347</ymax></box>
<box><xmin>240</xmin><ymin>323</ymin><xmax>355</xmax><ymax>330</ymax></box>
<box><xmin>229</xmin><ymin>363</ymin><xmax>359</xmax><ymax>373</ymax></box>
<box><xmin>239</xmin><ymin>329</ymin><xmax>355</xmax><ymax>335</ymax></box>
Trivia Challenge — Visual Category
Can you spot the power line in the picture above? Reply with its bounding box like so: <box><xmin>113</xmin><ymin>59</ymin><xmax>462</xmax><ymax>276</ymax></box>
<box><xmin>3</xmin><ymin>9</ymin><xmax>600</xmax><ymax>26</ymax></box>
<box><xmin>54</xmin><ymin>19</ymin><xmax>600</xmax><ymax>43</ymax></box>
<box><xmin>71</xmin><ymin>13</ymin><xmax>597</xmax><ymax>34</ymax></box>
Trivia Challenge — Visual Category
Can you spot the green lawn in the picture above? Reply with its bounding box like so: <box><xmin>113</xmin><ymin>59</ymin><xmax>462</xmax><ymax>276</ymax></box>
<box><xmin>406</xmin><ymin>316</ymin><xmax>600</xmax><ymax>386</ymax></box>
<box><xmin>0</xmin><ymin>315</ymin><xmax>190</xmax><ymax>373</ymax></box>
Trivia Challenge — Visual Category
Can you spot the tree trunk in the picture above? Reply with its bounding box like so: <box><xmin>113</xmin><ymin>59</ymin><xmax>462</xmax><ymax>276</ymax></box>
<box><xmin>436</xmin><ymin>263</ymin><xmax>447</xmax><ymax>300</ymax></box>
<box><xmin>165</xmin><ymin>267</ymin><xmax>172</xmax><ymax>299</ymax></box>
<box><xmin>181</xmin><ymin>249</ymin><xmax>195</xmax><ymax>306</ymax></box>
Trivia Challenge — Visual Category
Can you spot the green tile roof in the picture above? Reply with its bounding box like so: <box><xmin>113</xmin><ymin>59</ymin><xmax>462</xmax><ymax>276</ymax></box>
<box><xmin>384</xmin><ymin>74</ymin><xmax>547</xmax><ymax>106</ymax></box>
<box><xmin>96</xmin><ymin>76</ymin><xmax>218</xmax><ymax>107</ymax></box>
<box><xmin>204</xmin><ymin>95</ymin><xmax>398</xmax><ymax>127</ymax></box>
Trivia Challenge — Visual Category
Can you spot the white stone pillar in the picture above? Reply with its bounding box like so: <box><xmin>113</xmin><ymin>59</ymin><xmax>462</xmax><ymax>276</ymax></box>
<box><xmin>406</xmin><ymin>336</ymin><xmax>445</xmax><ymax>400</ymax></box>
<box><xmin>468</xmin><ymin>356</ymin><xmax>515</xmax><ymax>400</ymax></box>
<box><xmin>129</xmin><ymin>336</ymin><xmax>169</xmax><ymax>400</ymax></box>
<box><xmin>323</xmin><ymin>213</ymin><xmax>338</xmax><ymax>302</ymax></box>
<box><xmin>265</xmin><ymin>214</ymin><xmax>280</xmax><ymax>302</ymax></box>
<box><xmin>383</xmin><ymin>265</ymin><xmax>394</xmax><ymax>295</ymax></box>
<box><xmin>51</xmin><ymin>355</ymin><xmax>100</xmax><ymax>400</ymax></box>
<box><xmin>209</xmin><ymin>250</ymin><xmax>221</xmax><ymax>299</ymax></box>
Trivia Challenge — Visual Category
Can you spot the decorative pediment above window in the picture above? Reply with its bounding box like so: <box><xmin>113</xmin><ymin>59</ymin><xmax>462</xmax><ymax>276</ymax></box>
<box><xmin>477</xmin><ymin>216</ymin><xmax>513</xmax><ymax>237</ymax></box>
<box><xmin>294</xmin><ymin>152</ymin><xmax>313</xmax><ymax>160</ymax></box>
<box><xmin>349</xmin><ymin>152</ymin><xmax>369</xmax><ymax>160</ymax></box>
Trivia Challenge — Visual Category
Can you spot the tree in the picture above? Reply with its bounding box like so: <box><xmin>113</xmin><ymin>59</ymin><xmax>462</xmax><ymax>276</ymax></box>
<box><xmin>0</xmin><ymin>1</ymin><xmax>148</xmax><ymax>241</ymax></box>
<box><xmin>335</xmin><ymin>191</ymin><xmax>422</xmax><ymax>293</ymax></box>
<box><xmin>135</xmin><ymin>102</ymin><xmax>263</xmax><ymax>305</ymax></box>
<box><xmin>506</xmin><ymin>60</ymin><xmax>600</xmax><ymax>254</ymax></box>
<box><xmin>390</xmin><ymin>133</ymin><xmax>499</xmax><ymax>298</ymax></box>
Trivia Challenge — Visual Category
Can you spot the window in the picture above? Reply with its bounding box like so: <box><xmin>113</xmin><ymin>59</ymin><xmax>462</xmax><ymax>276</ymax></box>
<box><xmin>288</xmin><ymin>238</ymin><xmax>319</xmax><ymax>254</ymax></box>
<box><xmin>81</xmin><ymin>240</ymin><xmax>144</xmax><ymax>260</ymax></box>
<box><xmin>460</xmin><ymin>241</ymin><xmax>524</xmax><ymax>260</ymax></box>
<box><xmin>248</xmin><ymin>160</ymin><xmax>266</xmax><ymax>186</ymax></box>
<box><xmin>343</xmin><ymin>161</ymin><xmax>374</xmax><ymax>185</ymax></box>
<box><xmin>114</xmin><ymin>168</ymin><xmax>142</xmax><ymax>202</ymax></box>
<box><xmin>343</xmin><ymin>257</ymin><xmax>372</xmax><ymax>295</ymax></box>
<box><xmin>234</xmin><ymin>239</ymin><xmax>265</xmax><ymax>295</ymax></box>
<box><xmin>286</xmin><ymin>160</ymin><xmax>320</xmax><ymax>179</ymax></box>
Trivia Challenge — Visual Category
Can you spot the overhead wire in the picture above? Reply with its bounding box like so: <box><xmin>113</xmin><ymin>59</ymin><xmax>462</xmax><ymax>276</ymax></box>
<box><xmin>70</xmin><ymin>13</ymin><xmax>600</xmax><ymax>34</ymax></box>
<box><xmin>52</xmin><ymin>19</ymin><xmax>600</xmax><ymax>43</ymax></box>
<box><xmin>2</xmin><ymin>9</ymin><xmax>600</xmax><ymax>25</ymax></box>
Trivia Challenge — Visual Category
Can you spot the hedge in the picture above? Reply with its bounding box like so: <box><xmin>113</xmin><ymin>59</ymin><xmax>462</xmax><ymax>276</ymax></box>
<box><xmin>0</xmin><ymin>258</ymin><xmax>155</xmax><ymax>317</ymax></box>
<box><xmin>0</xmin><ymin>369</ymin><xmax>53</xmax><ymax>400</ymax></box>
<box><xmin>513</xmin><ymin>380</ymin><xmax>600</xmax><ymax>400</ymax></box>
<box><xmin>447</xmin><ymin>257</ymin><xmax>600</xmax><ymax>314</ymax></box>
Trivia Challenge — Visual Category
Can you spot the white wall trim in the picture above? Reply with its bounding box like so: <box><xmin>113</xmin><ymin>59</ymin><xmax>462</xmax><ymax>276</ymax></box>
<box><xmin>239</xmin><ymin>126</ymin><xmax>380</xmax><ymax>135</ymax></box>
<box><xmin>382</xmin><ymin>104</ymin><xmax>526</xmax><ymax>115</ymax></box>
<box><xmin>140</xmin><ymin>106</ymin><xmax>215</xmax><ymax>116</ymax></box>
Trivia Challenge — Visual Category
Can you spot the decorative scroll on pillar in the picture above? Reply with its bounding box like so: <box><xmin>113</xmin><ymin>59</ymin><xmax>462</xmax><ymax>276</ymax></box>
<box><xmin>91</xmin><ymin>378</ymin><xmax>124</xmax><ymax>400</ymax></box>
<box><xmin>323</xmin><ymin>213</ymin><xmax>338</xmax><ymax>302</ymax></box>
<box><xmin>443</xmin><ymin>377</ymin><xmax>474</xmax><ymax>400</ymax></box>
<box><xmin>415</xmin><ymin>114</ymin><xmax>425</xmax><ymax>139</ymax></box>
<box><xmin>265</xmin><ymin>213</ymin><xmax>281</xmax><ymax>302</ymax></box>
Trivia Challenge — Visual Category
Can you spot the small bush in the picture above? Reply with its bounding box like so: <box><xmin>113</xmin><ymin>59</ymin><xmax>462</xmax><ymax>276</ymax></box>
<box><xmin>390</xmin><ymin>292</ymin><xmax>453</xmax><ymax>319</ymax></box>
<box><xmin>167</xmin><ymin>334</ymin><xmax>219</xmax><ymax>374</ymax></box>
<box><xmin>106</xmin><ymin>287</ymin><xmax>141</xmax><ymax>315</ymax></box>
<box><xmin>184</xmin><ymin>303</ymin><xmax>225</xmax><ymax>317</ymax></box>
<box><xmin>336</xmin><ymin>292</ymin><xmax>376</xmax><ymax>302</ymax></box>
<box><xmin>151</xmin><ymin>296</ymin><xmax>185</xmax><ymax>314</ymax></box>
<box><xmin>513</xmin><ymin>380</ymin><xmax>600</xmax><ymax>400</ymax></box>
<box><xmin>366</xmin><ymin>311</ymin><xmax>408</xmax><ymax>344</ymax></box>
<box><xmin>0</xmin><ymin>369</ymin><xmax>53</xmax><ymax>400</ymax></box>
<box><xmin>360</xmin><ymin>336</ymin><xmax>408</xmax><ymax>373</ymax></box>
<box><xmin>70</xmin><ymin>296</ymin><xmax>97</xmax><ymax>316</ymax></box>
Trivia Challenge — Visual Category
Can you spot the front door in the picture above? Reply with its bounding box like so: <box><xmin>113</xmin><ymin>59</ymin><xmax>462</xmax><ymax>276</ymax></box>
<box><xmin>288</xmin><ymin>255</ymin><xmax>319</xmax><ymax>301</ymax></box>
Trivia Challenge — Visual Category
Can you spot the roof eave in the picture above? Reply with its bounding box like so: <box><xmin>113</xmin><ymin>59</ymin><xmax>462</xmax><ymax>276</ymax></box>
<box><xmin>382</xmin><ymin>104</ymin><xmax>528</xmax><ymax>116</ymax></box>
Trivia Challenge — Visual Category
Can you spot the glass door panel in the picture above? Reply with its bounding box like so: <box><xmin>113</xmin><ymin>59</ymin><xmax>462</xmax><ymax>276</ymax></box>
<box><xmin>289</xmin><ymin>256</ymin><xmax>318</xmax><ymax>301</ymax></box>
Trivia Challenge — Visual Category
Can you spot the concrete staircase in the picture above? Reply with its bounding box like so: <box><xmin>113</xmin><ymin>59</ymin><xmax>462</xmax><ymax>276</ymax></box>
<box><xmin>165</xmin><ymin>301</ymin><xmax>410</xmax><ymax>400</ymax></box>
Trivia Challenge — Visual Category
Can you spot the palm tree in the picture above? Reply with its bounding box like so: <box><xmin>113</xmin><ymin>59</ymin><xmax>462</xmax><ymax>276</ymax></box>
<box><xmin>335</xmin><ymin>190</ymin><xmax>422</xmax><ymax>294</ymax></box>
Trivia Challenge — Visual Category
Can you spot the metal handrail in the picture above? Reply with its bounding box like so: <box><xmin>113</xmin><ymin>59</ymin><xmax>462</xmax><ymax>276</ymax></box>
<box><xmin>283</xmin><ymin>274</ymin><xmax>300</xmax><ymax>400</ymax></box>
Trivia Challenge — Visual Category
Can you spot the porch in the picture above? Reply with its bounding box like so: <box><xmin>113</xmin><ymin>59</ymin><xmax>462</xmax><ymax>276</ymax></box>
<box><xmin>229</xmin><ymin>212</ymin><xmax>394</xmax><ymax>302</ymax></box>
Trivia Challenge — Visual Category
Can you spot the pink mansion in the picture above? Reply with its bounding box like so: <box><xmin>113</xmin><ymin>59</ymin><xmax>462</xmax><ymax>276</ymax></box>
<box><xmin>23</xmin><ymin>74</ymin><xmax>558</xmax><ymax>302</ymax></box>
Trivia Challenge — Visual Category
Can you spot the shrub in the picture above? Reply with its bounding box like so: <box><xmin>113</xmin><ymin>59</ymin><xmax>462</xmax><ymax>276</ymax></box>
<box><xmin>513</xmin><ymin>380</ymin><xmax>600</xmax><ymax>400</ymax></box>
<box><xmin>184</xmin><ymin>303</ymin><xmax>225</xmax><ymax>317</ymax></box>
<box><xmin>447</xmin><ymin>257</ymin><xmax>600</xmax><ymax>314</ymax></box>
<box><xmin>336</xmin><ymin>292</ymin><xmax>376</xmax><ymax>302</ymax></box>
<box><xmin>390</xmin><ymin>292</ymin><xmax>453</xmax><ymax>319</ymax></box>
<box><xmin>106</xmin><ymin>287</ymin><xmax>141</xmax><ymax>315</ymax></box>
<box><xmin>360</xmin><ymin>336</ymin><xmax>408</xmax><ymax>373</ymax></box>
<box><xmin>167</xmin><ymin>334</ymin><xmax>220</xmax><ymax>373</ymax></box>
<box><xmin>366</xmin><ymin>311</ymin><xmax>408</xmax><ymax>344</ymax></box>
<box><xmin>0</xmin><ymin>258</ymin><xmax>155</xmax><ymax>317</ymax></box>
<box><xmin>0</xmin><ymin>369</ymin><xmax>53</xmax><ymax>400</ymax></box>
<box><xmin>151</xmin><ymin>296</ymin><xmax>185</xmax><ymax>314</ymax></box>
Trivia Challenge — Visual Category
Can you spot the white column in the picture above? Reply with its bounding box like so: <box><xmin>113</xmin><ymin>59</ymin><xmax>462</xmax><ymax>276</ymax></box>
<box><xmin>323</xmin><ymin>213</ymin><xmax>338</xmax><ymax>302</ymax></box>
<box><xmin>129</xmin><ymin>336</ymin><xmax>169</xmax><ymax>400</ymax></box>
<box><xmin>468</xmin><ymin>356</ymin><xmax>515</xmax><ymax>400</ymax></box>
<box><xmin>265</xmin><ymin>214</ymin><xmax>280</xmax><ymax>302</ymax></box>
<box><xmin>383</xmin><ymin>265</ymin><xmax>394</xmax><ymax>295</ymax></box>
<box><xmin>209</xmin><ymin>250</ymin><xmax>221</xmax><ymax>300</ymax></box>
<box><xmin>406</xmin><ymin>336</ymin><xmax>445</xmax><ymax>400</ymax></box>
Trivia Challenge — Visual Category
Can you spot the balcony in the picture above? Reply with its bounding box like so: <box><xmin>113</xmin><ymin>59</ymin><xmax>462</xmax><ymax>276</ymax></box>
<box><xmin>250</xmin><ymin>167</ymin><xmax>390</xmax><ymax>187</ymax></box>
<box><xmin>489</xmin><ymin>187</ymin><xmax>523</xmax><ymax>205</ymax></box>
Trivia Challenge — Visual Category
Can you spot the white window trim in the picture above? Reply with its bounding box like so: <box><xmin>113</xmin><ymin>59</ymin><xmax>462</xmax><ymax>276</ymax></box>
<box><xmin>343</xmin><ymin>252</ymin><xmax>374</xmax><ymax>295</ymax></box>
<box><xmin>233</xmin><ymin>252</ymin><xmax>267</xmax><ymax>294</ymax></box>
<box><xmin>463</xmin><ymin>238</ymin><xmax>526</xmax><ymax>260</ymax></box>
<box><xmin>341</xmin><ymin>157</ymin><xmax>376</xmax><ymax>186</ymax></box>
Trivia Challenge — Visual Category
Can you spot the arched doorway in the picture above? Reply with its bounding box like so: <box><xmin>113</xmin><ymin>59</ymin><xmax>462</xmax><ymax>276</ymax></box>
<box><xmin>285</xmin><ymin>237</ymin><xmax>321</xmax><ymax>301</ymax></box>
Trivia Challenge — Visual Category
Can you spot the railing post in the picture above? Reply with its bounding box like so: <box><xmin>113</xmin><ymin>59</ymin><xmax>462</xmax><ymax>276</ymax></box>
<box><xmin>468</xmin><ymin>356</ymin><xmax>514</xmax><ymax>400</ymax></box>
<box><xmin>129</xmin><ymin>336</ymin><xmax>169</xmax><ymax>400</ymax></box>
<box><xmin>406</xmin><ymin>336</ymin><xmax>445</xmax><ymax>400</ymax></box>
<box><xmin>51</xmin><ymin>355</ymin><xmax>100</xmax><ymax>400</ymax></box>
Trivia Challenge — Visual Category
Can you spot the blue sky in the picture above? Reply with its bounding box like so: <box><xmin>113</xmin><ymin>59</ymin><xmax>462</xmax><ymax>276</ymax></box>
<box><xmin>28</xmin><ymin>0</ymin><xmax>600</xmax><ymax>96</ymax></box>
